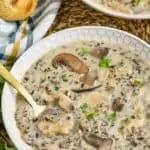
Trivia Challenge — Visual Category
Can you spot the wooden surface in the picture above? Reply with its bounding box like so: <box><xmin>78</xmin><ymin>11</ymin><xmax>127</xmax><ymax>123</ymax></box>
<box><xmin>49</xmin><ymin>0</ymin><xmax>150</xmax><ymax>43</ymax></box>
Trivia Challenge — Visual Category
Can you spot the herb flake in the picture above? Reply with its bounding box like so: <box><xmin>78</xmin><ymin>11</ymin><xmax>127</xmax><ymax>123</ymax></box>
<box><xmin>99</xmin><ymin>58</ymin><xmax>111</xmax><ymax>68</ymax></box>
<box><xmin>133</xmin><ymin>80</ymin><xmax>144</xmax><ymax>88</ymax></box>
<box><xmin>86</xmin><ymin>111</ymin><xmax>99</xmax><ymax>120</ymax></box>
<box><xmin>54</xmin><ymin>86</ymin><xmax>59</xmax><ymax>91</ymax></box>
<box><xmin>108</xmin><ymin>112</ymin><xmax>117</xmax><ymax>121</ymax></box>
<box><xmin>80</xmin><ymin>103</ymin><xmax>88</xmax><ymax>111</ymax></box>
<box><xmin>61</xmin><ymin>73</ymin><xmax>68</xmax><ymax>82</ymax></box>
<box><xmin>134</xmin><ymin>0</ymin><xmax>140</xmax><ymax>5</ymax></box>
<box><xmin>81</xmin><ymin>47</ymin><xmax>89</xmax><ymax>55</ymax></box>
<box><xmin>80</xmin><ymin>103</ymin><xmax>99</xmax><ymax>120</ymax></box>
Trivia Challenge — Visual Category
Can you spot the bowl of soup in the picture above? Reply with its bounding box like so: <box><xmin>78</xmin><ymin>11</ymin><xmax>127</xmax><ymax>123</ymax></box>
<box><xmin>2</xmin><ymin>26</ymin><xmax>150</xmax><ymax>150</ymax></box>
<box><xmin>82</xmin><ymin>0</ymin><xmax>150</xmax><ymax>19</ymax></box>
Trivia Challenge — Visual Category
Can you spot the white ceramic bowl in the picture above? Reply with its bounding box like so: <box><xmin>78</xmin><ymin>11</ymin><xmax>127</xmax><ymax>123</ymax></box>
<box><xmin>82</xmin><ymin>0</ymin><xmax>150</xmax><ymax>19</ymax></box>
<box><xmin>2</xmin><ymin>26</ymin><xmax>150</xmax><ymax>150</ymax></box>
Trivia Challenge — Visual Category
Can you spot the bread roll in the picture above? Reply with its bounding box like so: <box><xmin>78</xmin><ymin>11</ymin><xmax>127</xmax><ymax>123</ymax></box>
<box><xmin>0</xmin><ymin>0</ymin><xmax>37</xmax><ymax>21</ymax></box>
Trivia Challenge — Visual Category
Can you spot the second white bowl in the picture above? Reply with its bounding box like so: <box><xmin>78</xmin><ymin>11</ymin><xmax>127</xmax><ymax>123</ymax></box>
<box><xmin>82</xmin><ymin>0</ymin><xmax>150</xmax><ymax>19</ymax></box>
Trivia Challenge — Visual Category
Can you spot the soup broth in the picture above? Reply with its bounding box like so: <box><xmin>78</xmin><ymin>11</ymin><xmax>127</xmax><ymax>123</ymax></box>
<box><xmin>16</xmin><ymin>40</ymin><xmax>150</xmax><ymax>150</ymax></box>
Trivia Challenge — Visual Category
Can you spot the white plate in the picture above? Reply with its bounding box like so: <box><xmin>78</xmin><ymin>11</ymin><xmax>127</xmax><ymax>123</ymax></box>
<box><xmin>82</xmin><ymin>0</ymin><xmax>150</xmax><ymax>19</ymax></box>
<box><xmin>2</xmin><ymin>26</ymin><xmax>150</xmax><ymax>150</ymax></box>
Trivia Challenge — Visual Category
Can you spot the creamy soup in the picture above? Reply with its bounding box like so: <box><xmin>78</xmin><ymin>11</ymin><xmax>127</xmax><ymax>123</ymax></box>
<box><xmin>15</xmin><ymin>40</ymin><xmax>150</xmax><ymax>150</ymax></box>
<box><xmin>94</xmin><ymin>0</ymin><xmax>150</xmax><ymax>14</ymax></box>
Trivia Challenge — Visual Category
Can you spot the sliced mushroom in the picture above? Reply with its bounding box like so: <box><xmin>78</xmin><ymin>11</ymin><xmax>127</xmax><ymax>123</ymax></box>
<box><xmin>72</xmin><ymin>84</ymin><xmax>101</xmax><ymax>93</ymax></box>
<box><xmin>80</xmin><ymin>70</ymin><xmax>98</xmax><ymax>86</ymax></box>
<box><xmin>58</xmin><ymin>93</ymin><xmax>71</xmax><ymax>112</ymax></box>
<box><xmin>43</xmin><ymin>89</ymin><xmax>59</xmax><ymax>103</ymax></box>
<box><xmin>82</xmin><ymin>92</ymin><xmax>108</xmax><ymax>108</ymax></box>
<box><xmin>52</xmin><ymin>53</ymin><xmax>89</xmax><ymax>74</ymax></box>
<box><xmin>44</xmin><ymin>87</ymin><xmax>71</xmax><ymax>111</ymax></box>
<box><xmin>90</xmin><ymin>47</ymin><xmax>109</xmax><ymax>59</ymax></box>
<box><xmin>83</xmin><ymin>134</ymin><xmax>113</xmax><ymax>149</ymax></box>
<box><xmin>38</xmin><ymin>114</ymin><xmax>74</xmax><ymax>136</ymax></box>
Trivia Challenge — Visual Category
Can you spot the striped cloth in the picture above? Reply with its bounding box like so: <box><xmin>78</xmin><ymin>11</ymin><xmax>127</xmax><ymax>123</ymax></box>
<box><xmin>0</xmin><ymin>0</ymin><xmax>61</xmax><ymax>64</ymax></box>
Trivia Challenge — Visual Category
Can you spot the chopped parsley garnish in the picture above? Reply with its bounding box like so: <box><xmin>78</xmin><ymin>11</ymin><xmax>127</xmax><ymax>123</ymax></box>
<box><xmin>99</xmin><ymin>58</ymin><xmax>111</xmax><ymax>68</ymax></box>
<box><xmin>122</xmin><ymin>117</ymin><xmax>130</xmax><ymax>124</ymax></box>
<box><xmin>133</xmin><ymin>80</ymin><xmax>144</xmax><ymax>88</ymax></box>
<box><xmin>134</xmin><ymin>0</ymin><xmax>141</xmax><ymax>5</ymax></box>
<box><xmin>54</xmin><ymin>86</ymin><xmax>59</xmax><ymax>91</ymax></box>
<box><xmin>86</xmin><ymin>110</ymin><xmax>99</xmax><ymax>120</ymax></box>
<box><xmin>61</xmin><ymin>73</ymin><xmax>68</xmax><ymax>82</ymax></box>
<box><xmin>80</xmin><ymin>103</ymin><xmax>99</xmax><ymax>120</ymax></box>
<box><xmin>80</xmin><ymin>103</ymin><xmax>88</xmax><ymax>111</ymax></box>
<box><xmin>81</xmin><ymin>47</ymin><xmax>89</xmax><ymax>55</ymax></box>
<box><xmin>108</xmin><ymin>112</ymin><xmax>117</xmax><ymax>121</ymax></box>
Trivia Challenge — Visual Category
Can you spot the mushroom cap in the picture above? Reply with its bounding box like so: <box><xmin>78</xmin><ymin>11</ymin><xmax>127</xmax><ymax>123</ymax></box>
<box><xmin>90</xmin><ymin>47</ymin><xmax>109</xmax><ymax>59</ymax></box>
<box><xmin>83</xmin><ymin>134</ymin><xmax>113</xmax><ymax>149</ymax></box>
<box><xmin>72</xmin><ymin>84</ymin><xmax>101</xmax><ymax>93</ymax></box>
<box><xmin>58</xmin><ymin>93</ymin><xmax>71</xmax><ymax>112</ymax></box>
<box><xmin>52</xmin><ymin>53</ymin><xmax>89</xmax><ymax>74</ymax></box>
<box><xmin>0</xmin><ymin>0</ymin><xmax>37</xmax><ymax>21</ymax></box>
<box><xmin>80</xmin><ymin>70</ymin><xmax>98</xmax><ymax>86</ymax></box>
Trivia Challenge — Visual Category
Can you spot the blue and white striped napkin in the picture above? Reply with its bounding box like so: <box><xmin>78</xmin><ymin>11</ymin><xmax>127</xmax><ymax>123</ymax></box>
<box><xmin>0</xmin><ymin>0</ymin><xmax>61</xmax><ymax>64</ymax></box>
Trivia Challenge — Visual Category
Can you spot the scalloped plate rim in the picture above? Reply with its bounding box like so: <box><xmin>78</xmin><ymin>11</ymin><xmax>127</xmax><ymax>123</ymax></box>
<box><xmin>2</xmin><ymin>26</ymin><xmax>150</xmax><ymax>150</ymax></box>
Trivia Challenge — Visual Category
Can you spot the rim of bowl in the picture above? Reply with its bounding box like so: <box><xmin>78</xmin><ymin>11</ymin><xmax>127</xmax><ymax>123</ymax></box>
<box><xmin>82</xmin><ymin>0</ymin><xmax>150</xmax><ymax>19</ymax></box>
<box><xmin>2</xmin><ymin>26</ymin><xmax>150</xmax><ymax>150</ymax></box>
